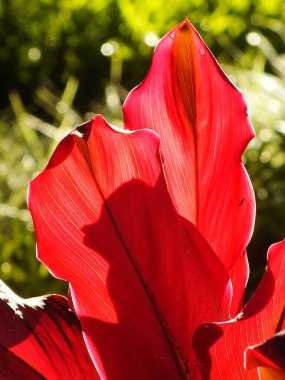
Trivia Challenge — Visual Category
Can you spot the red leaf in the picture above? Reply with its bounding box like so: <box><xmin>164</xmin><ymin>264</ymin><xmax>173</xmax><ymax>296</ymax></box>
<box><xmin>29</xmin><ymin>116</ymin><xmax>232</xmax><ymax>379</ymax></box>
<box><xmin>192</xmin><ymin>241</ymin><xmax>285</xmax><ymax>379</ymax></box>
<box><xmin>0</xmin><ymin>348</ymin><xmax>44</xmax><ymax>380</ymax></box>
<box><xmin>245</xmin><ymin>330</ymin><xmax>285</xmax><ymax>380</ymax></box>
<box><xmin>0</xmin><ymin>280</ymin><xmax>98</xmax><ymax>379</ymax></box>
<box><xmin>228</xmin><ymin>251</ymin><xmax>250</xmax><ymax>316</ymax></box>
<box><xmin>123</xmin><ymin>20</ymin><xmax>255</xmax><ymax>311</ymax></box>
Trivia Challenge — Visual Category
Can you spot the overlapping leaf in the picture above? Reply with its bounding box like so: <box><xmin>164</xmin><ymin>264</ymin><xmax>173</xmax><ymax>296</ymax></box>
<box><xmin>0</xmin><ymin>280</ymin><xmax>98</xmax><ymax>379</ymax></box>
<box><xmin>245</xmin><ymin>330</ymin><xmax>285</xmax><ymax>380</ymax></box>
<box><xmin>29</xmin><ymin>115</ymin><xmax>232</xmax><ymax>379</ymax></box>
<box><xmin>124</xmin><ymin>20</ymin><xmax>255</xmax><ymax>314</ymax></box>
<box><xmin>193</xmin><ymin>241</ymin><xmax>285</xmax><ymax>379</ymax></box>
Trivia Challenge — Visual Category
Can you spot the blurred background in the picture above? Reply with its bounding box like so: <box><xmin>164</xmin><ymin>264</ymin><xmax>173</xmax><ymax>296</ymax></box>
<box><xmin>0</xmin><ymin>0</ymin><xmax>284</xmax><ymax>299</ymax></box>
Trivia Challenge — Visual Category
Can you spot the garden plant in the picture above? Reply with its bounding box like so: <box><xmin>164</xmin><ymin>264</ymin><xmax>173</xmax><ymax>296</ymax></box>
<box><xmin>0</xmin><ymin>18</ymin><xmax>284</xmax><ymax>380</ymax></box>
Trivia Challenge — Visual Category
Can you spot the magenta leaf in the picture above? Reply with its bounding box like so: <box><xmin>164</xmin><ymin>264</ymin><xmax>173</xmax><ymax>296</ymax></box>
<box><xmin>124</xmin><ymin>20</ymin><xmax>255</xmax><ymax>314</ymax></box>
<box><xmin>29</xmin><ymin>115</ymin><xmax>232</xmax><ymax>379</ymax></box>
<box><xmin>245</xmin><ymin>330</ymin><xmax>285</xmax><ymax>379</ymax></box>
<box><xmin>0</xmin><ymin>348</ymin><xmax>44</xmax><ymax>380</ymax></box>
<box><xmin>193</xmin><ymin>241</ymin><xmax>285</xmax><ymax>379</ymax></box>
<box><xmin>0</xmin><ymin>280</ymin><xmax>99</xmax><ymax>379</ymax></box>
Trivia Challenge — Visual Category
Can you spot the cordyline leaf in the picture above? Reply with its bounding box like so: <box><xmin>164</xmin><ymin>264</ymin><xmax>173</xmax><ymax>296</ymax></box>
<box><xmin>192</xmin><ymin>241</ymin><xmax>285</xmax><ymax>379</ymax></box>
<box><xmin>0</xmin><ymin>280</ymin><xmax>98</xmax><ymax>379</ymax></box>
<box><xmin>0</xmin><ymin>347</ymin><xmax>44</xmax><ymax>380</ymax></box>
<box><xmin>123</xmin><ymin>19</ymin><xmax>255</xmax><ymax>315</ymax></box>
<box><xmin>29</xmin><ymin>116</ymin><xmax>232</xmax><ymax>379</ymax></box>
<box><xmin>245</xmin><ymin>330</ymin><xmax>285</xmax><ymax>380</ymax></box>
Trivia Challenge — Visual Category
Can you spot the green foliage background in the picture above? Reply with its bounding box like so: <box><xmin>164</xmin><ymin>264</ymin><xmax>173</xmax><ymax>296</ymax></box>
<box><xmin>0</xmin><ymin>0</ymin><xmax>284</xmax><ymax>298</ymax></box>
